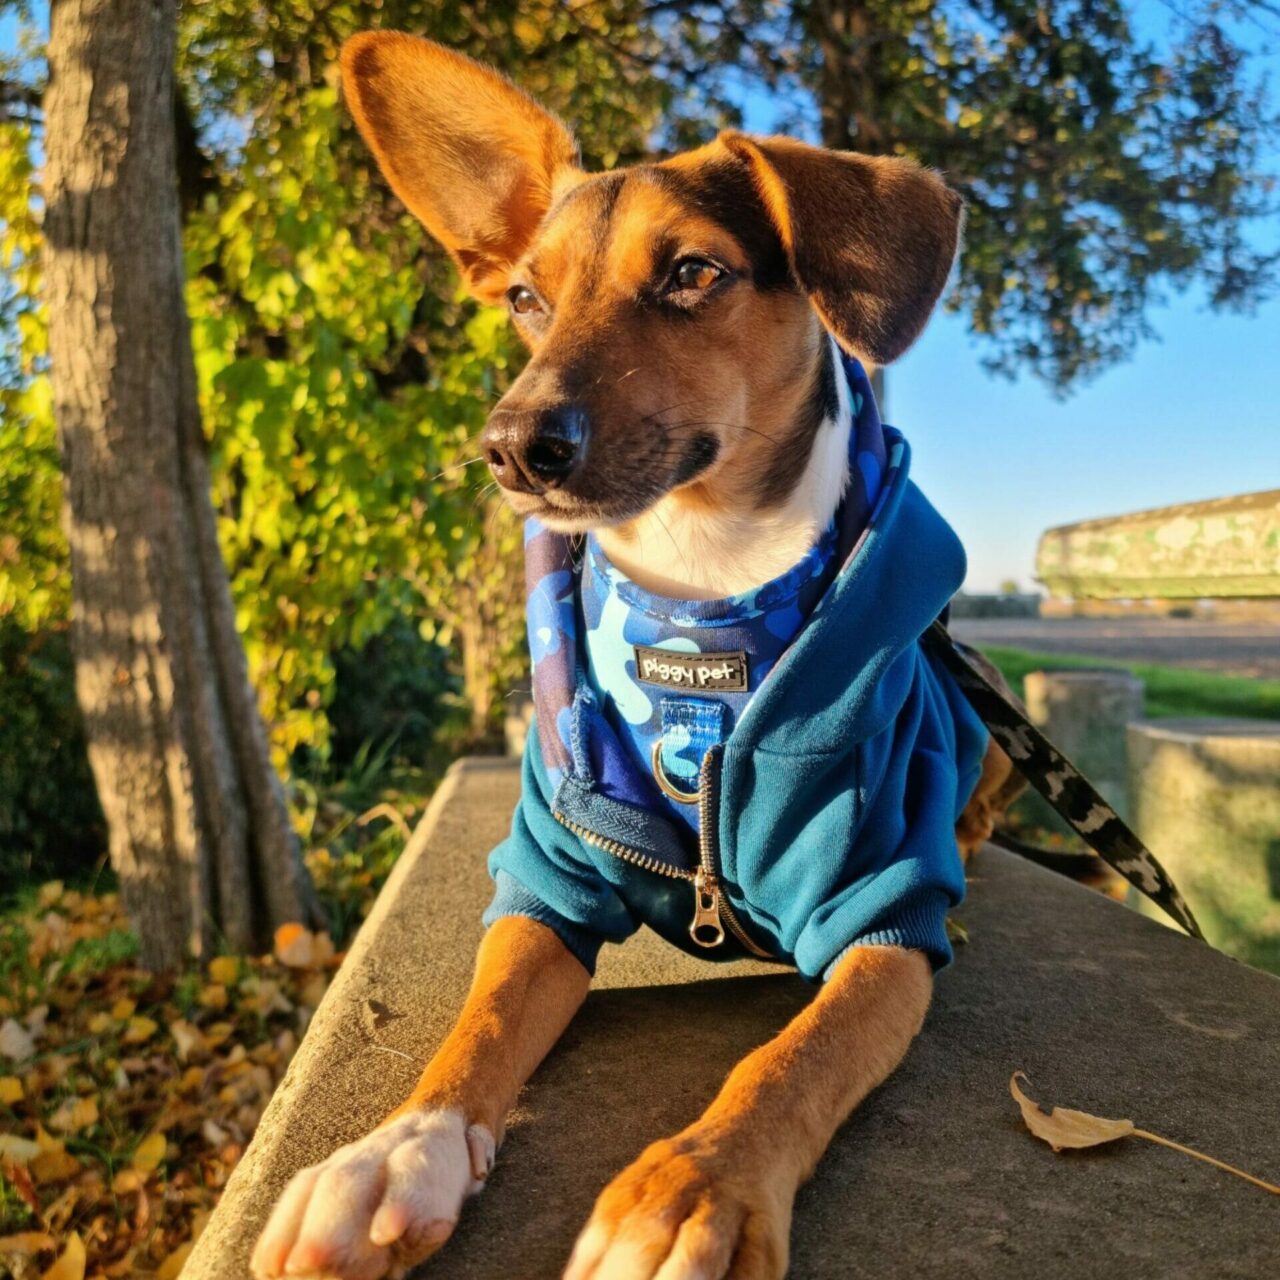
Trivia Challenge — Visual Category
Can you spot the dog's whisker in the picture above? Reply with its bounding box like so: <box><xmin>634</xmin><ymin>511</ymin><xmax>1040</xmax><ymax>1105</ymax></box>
<box><xmin>661</xmin><ymin>419</ymin><xmax>784</xmax><ymax>445</ymax></box>
<box><xmin>641</xmin><ymin>400</ymin><xmax>700</xmax><ymax>424</ymax></box>
<box><xmin>650</xmin><ymin>507</ymin><xmax>692</xmax><ymax>578</ymax></box>
<box><xmin>429</xmin><ymin>455</ymin><xmax>487</xmax><ymax>483</ymax></box>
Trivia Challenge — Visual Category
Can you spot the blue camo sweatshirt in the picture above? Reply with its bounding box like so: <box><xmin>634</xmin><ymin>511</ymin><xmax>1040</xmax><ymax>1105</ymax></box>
<box><xmin>483</xmin><ymin>375</ymin><xmax>988</xmax><ymax>981</ymax></box>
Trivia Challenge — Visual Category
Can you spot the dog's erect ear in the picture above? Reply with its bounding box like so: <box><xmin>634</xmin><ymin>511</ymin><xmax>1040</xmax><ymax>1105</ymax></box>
<box><xmin>719</xmin><ymin>132</ymin><xmax>962</xmax><ymax>366</ymax></box>
<box><xmin>341</xmin><ymin>32</ymin><xmax>581</xmax><ymax>302</ymax></box>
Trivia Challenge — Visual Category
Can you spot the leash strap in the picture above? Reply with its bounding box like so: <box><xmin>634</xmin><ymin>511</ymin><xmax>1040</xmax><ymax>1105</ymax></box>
<box><xmin>923</xmin><ymin>621</ymin><xmax>1205</xmax><ymax>940</ymax></box>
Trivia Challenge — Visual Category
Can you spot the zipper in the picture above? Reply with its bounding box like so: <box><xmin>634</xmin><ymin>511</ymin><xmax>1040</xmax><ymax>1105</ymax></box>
<box><xmin>552</xmin><ymin>747</ymin><xmax>771</xmax><ymax>959</ymax></box>
<box><xmin>553</xmin><ymin>809</ymin><xmax>697</xmax><ymax>884</ymax></box>
<box><xmin>694</xmin><ymin>747</ymin><xmax>772</xmax><ymax>958</ymax></box>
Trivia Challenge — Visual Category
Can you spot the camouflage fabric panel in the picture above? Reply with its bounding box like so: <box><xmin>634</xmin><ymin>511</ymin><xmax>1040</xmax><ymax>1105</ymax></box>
<box><xmin>926</xmin><ymin>622</ymin><xmax>1205</xmax><ymax>940</ymax></box>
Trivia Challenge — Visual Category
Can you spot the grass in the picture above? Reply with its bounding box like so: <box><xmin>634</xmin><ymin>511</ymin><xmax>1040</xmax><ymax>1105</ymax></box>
<box><xmin>978</xmin><ymin>646</ymin><xmax>1280</xmax><ymax>722</ymax></box>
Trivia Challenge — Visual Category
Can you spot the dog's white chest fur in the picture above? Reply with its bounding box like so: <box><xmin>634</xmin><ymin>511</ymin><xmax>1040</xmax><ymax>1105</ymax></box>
<box><xmin>595</xmin><ymin>338</ymin><xmax>854</xmax><ymax>600</ymax></box>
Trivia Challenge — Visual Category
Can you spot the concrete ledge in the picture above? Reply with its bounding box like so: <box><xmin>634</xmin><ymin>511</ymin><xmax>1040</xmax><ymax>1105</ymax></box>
<box><xmin>184</xmin><ymin>758</ymin><xmax>1280</xmax><ymax>1279</ymax></box>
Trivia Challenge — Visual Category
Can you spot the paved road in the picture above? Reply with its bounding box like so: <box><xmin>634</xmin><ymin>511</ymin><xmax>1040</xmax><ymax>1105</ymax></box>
<box><xmin>952</xmin><ymin>617</ymin><xmax>1280</xmax><ymax>679</ymax></box>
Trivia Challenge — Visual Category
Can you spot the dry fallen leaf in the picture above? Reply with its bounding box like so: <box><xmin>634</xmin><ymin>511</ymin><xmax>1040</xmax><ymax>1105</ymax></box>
<box><xmin>274</xmin><ymin>923</ymin><xmax>335</xmax><ymax>969</ymax></box>
<box><xmin>0</xmin><ymin>1018</ymin><xmax>37</xmax><ymax>1062</ymax></box>
<box><xmin>1010</xmin><ymin>1072</ymin><xmax>1134</xmax><ymax>1150</ymax></box>
<box><xmin>123</xmin><ymin>1016</ymin><xmax>158</xmax><ymax>1045</ymax></box>
<box><xmin>30</xmin><ymin>1127</ymin><xmax>80</xmax><ymax>1185</ymax></box>
<box><xmin>48</xmin><ymin>1096</ymin><xmax>98</xmax><ymax>1135</ymax></box>
<box><xmin>2</xmin><ymin>1156</ymin><xmax>40</xmax><ymax>1214</ymax></box>
<box><xmin>168</xmin><ymin>1019</ymin><xmax>207</xmax><ymax>1063</ymax></box>
<box><xmin>39</xmin><ymin>1231</ymin><xmax>84</xmax><ymax>1280</ymax></box>
<box><xmin>1010</xmin><ymin>1072</ymin><xmax>1280</xmax><ymax>1195</ymax></box>
<box><xmin>131</xmin><ymin>1132</ymin><xmax>167</xmax><ymax>1176</ymax></box>
<box><xmin>1</xmin><ymin>1075</ymin><xmax>26</xmax><ymax>1104</ymax></box>
<box><xmin>0</xmin><ymin>1134</ymin><xmax>42</xmax><ymax>1163</ymax></box>
<box><xmin>207</xmin><ymin>956</ymin><xmax>240</xmax><ymax>986</ymax></box>
<box><xmin>0</xmin><ymin>1232</ymin><xmax>57</xmax><ymax>1267</ymax></box>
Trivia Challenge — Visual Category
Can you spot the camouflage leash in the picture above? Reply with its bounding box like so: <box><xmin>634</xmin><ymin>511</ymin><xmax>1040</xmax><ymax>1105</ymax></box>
<box><xmin>924</xmin><ymin>621</ymin><xmax>1205</xmax><ymax>941</ymax></box>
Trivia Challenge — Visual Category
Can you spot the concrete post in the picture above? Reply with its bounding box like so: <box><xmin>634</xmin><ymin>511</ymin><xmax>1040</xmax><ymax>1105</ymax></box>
<box><xmin>1024</xmin><ymin>668</ymin><xmax>1146</xmax><ymax>817</ymax></box>
<box><xmin>1127</xmin><ymin>718</ymin><xmax>1280</xmax><ymax>970</ymax></box>
<box><xmin>504</xmin><ymin>695</ymin><xmax>534</xmax><ymax>757</ymax></box>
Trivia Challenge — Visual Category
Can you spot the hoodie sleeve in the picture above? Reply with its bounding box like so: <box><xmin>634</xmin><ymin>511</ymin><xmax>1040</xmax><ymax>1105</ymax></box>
<box><xmin>805</xmin><ymin>650</ymin><xmax>988</xmax><ymax>981</ymax></box>
<box><xmin>483</xmin><ymin>722</ymin><xmax>640</xmax><ymax>976</ymax></box>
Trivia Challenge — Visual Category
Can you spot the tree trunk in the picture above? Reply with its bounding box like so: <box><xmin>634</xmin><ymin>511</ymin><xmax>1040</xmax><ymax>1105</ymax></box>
<box><xmin>43</xmin><ymin>0</ymin><xmax>321</xmax><ymax>969</ymax></box>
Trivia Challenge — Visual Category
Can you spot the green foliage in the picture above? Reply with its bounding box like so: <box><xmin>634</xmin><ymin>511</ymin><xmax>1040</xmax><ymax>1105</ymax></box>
<box><xmin>0</xmin><ymin>117</ymin><xmax>64</xmax><ymax>630</ymax></box>
<box><xmin>648</xmin><ymin>0</ymin><xmax>1279</xmax><ymax>391</ymax></box>
<box><xmin>182</xmin><ymin>81</ymin><xmax>525</xmax><ymax>757</ymax></box>
<box><xmin>0</xmin><ymin>620</ymin><xmax>105</xmax><ymax>889</ymax></box>
<box><xmin>0</xmin><ymin>2</ymin><xmax>663</xmax><ymax>780</ymax></box>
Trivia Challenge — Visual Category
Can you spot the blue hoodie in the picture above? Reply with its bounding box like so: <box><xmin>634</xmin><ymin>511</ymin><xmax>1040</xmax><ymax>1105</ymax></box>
<box><xmin>483</xmin><ymin>373</ymin><xmax>988</xmax><ymax>982</ymax></box>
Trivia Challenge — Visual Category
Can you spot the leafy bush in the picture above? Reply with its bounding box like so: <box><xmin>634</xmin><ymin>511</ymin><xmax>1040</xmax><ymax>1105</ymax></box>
<box><xmin>0</xmin><ymin>621</ymin><xmax>105</xmax><ymax>890</ymax></box>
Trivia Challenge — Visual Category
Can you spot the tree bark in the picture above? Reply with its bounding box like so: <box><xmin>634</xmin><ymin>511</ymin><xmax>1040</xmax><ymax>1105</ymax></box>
<box><xmin>43</xmin><ymin>0</ymin><xmax>320</xmax><ymax>969</ymax></box>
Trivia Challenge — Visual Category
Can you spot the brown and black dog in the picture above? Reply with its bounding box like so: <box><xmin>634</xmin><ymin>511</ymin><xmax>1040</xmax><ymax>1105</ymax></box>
<box><xmin>251</xmin><ymin>32</ymin><xmax>1019</xmax><ymax>1280</ymax></box>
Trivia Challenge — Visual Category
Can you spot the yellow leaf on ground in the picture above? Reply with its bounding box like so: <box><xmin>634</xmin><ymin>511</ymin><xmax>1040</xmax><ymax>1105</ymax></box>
<box><xmin>131</xmin><ymin>1131</ymin><xmax>167</xmax><ymax>1175</ymax></box>
<box><xmin>109</xmin><ymin>998</ymin><xmax>135</xmax><ymax>1021</ymax></box>
<box><xmin>208</xmin><ymin>955</ymin><xmax>240</xmax><ymax>985</ymax></box>
<box><xmin>123</xmin><ymin>1016</ymin><xmax>158</xmax><ymax>1044</ymax></box>
<box><xmin>198</xmin><ymin>983</ymin><xmax>228</xmax><ymax>1011</ymax></box>
<box><xmin>0</xmin><ymin>1076</ymin><xmax>23</xmax><ymax>1104</ymax></box>
<box><xmin>156</xmin><ymin>1241</ymin><xmax>192</xmax><ymax>1280</ymax></box>
<box><xmin>39</xmin><ymin>1231</ymin><xmax>84</xmax><ymax>1280</ymax></box>
<box><xmin>87</xmin><ymin>1012</ymin><xmax>113</xmax><ymax>1035</ymax></box>
<box><xmin>111</xmin><ymin>1167</ymin><xmax>143</xmax><ymax>1195</ymax></box>
<box><xmin>30</xmin><ymin>1147</ymin><xmax>80</xmax><ymax>1185</ymax></box>
<box><xmin>1010</xmin><ymin>1072</ymin><xmax>1134</xmax><ymax>1151</ymax></box>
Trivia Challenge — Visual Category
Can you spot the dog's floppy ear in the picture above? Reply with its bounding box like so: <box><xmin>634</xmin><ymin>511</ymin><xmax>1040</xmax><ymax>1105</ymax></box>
<box><xmin>341</xmin><ymin>32</ymin><xmax>581</xmax><ymax>302</ymax></box>
<box><xmin>719</xmin><ymin>132</ymin><xmax>962</xmax><ymax>366</ymax></box>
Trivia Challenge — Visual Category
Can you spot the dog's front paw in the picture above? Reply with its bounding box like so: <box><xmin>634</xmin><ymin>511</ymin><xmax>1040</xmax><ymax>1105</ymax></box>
<box><xmin>564</xmin><ymin>1127</ymin><xmax>792</xmax><ymax>1280</ymax></box>
<box><xmin>250</xmin><ymin>1108</ymin><xmax>495</xmax><ymax>1280</ymax></box>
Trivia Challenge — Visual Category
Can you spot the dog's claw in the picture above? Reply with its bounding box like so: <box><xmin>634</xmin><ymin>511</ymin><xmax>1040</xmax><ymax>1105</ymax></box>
<box><xmin>251</xmin><ymin>1109</ymin><xmax>491</xmax><ymax>1280</ymax></box>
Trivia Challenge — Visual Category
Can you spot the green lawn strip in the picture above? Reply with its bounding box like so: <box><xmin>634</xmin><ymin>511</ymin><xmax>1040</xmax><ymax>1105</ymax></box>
<box><xmin>977</xmin><ymin>645</ymin><xmax>1280</xmax><ymax>722</ymax></box>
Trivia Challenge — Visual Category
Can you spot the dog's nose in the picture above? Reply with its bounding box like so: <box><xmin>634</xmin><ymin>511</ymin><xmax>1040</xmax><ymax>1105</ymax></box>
<box><xmin>482</xmin><ymin>405</ymin><xmax>588</xmax><ymax>494</ymax></box>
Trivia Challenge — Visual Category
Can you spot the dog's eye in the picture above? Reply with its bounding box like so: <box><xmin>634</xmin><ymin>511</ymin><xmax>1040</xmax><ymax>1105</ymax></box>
<box><xmin>507</xmin><ymin>286</ymin><xmax>543</xmax><ymax>316</ymax></box>
<box><xmin>670</xmin><ymin>259</ymin><xmax>723</xmax><ymax>293</ymax></box>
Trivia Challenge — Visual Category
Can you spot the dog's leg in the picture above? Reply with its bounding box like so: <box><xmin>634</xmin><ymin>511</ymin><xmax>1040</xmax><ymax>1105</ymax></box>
<box><xmin>565</xmin><ymin>943</ymin><xmax>931</xmax><ymax>1280</ymax></box>
<box><xmin>251</xmin><ymin>915</ymin><xmax>590</xmax><ymax>1280</ymax></box>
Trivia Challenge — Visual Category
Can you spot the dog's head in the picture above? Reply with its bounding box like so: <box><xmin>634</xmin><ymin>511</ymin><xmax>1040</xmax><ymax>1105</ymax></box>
<box><xmin>342</xmin><ymin>33</ymin><xmax>961</xmax><ymax>533</ymax></box>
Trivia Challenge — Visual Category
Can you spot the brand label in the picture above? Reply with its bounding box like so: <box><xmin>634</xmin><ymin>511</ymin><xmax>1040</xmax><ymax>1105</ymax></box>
<box><xmin>633</xmin><ymin>646</ymin><xmax>748</xmax><ymax>692</ymax></box>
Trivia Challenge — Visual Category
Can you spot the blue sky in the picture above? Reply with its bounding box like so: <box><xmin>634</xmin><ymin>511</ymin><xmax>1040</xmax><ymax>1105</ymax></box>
<box><xmin>733</xmin><ymin>2</ymin><xmax>1280</xmax><ymax>592</ymax></box>
<box><xmin>4</xmin><ymin>5</ymin><xmax>1277</xmax><ymax>592</ymax></box>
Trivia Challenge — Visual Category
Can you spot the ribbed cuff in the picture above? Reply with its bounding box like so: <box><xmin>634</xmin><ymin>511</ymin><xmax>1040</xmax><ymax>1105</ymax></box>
<box><xmin>820</xmin><ymin>890</ymin><xmax>953</xmax><ymax>982</ymax></box>
<box><xmin>482</xmin><ymin>871</ymin><xmax>605</xmax><ymax>976</ymax></box>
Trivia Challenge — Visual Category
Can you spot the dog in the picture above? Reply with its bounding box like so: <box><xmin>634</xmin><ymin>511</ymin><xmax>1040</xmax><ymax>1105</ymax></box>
<box><xmin>251</xmin><ymin>31</ymin><xmax>1020</xmax><ymax>1280</ymax></box>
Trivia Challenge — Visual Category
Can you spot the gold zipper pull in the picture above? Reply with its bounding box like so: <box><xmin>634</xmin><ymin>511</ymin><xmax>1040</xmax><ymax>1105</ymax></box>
<box><xmin>690</xmin><ymin>868</ymin><xmax>725</xmax><ymax>948</ymax></box>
